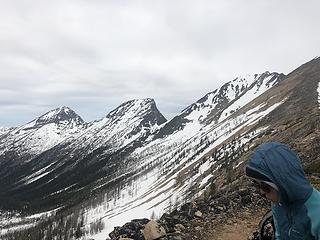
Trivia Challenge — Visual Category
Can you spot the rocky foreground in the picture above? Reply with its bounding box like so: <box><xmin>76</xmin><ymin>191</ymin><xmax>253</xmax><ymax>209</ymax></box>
<box><xmin>107</xmin><ymin>178</ymin><xmax>270</xmax><ymax>240</ymax></box>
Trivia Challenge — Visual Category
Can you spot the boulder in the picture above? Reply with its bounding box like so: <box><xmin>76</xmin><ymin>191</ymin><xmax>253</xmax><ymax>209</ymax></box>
<box><xmin>109</xmin><ymin>218</ymin><xmax>149</xmax><ymax>240</ymax></box>
<box><xmin>194</xmin><ymin>211</ymin><xmax>203</xmax><ymax>218</ymax></box>
<box><xmin>143</xmin><ymin>220</ymin><xmax>166</xmax><ymax>240</ymax></box>
<box><xmin>174</xmin><ymin>224</ymin><xmax>186</xmax><ymax>233</ymax></box>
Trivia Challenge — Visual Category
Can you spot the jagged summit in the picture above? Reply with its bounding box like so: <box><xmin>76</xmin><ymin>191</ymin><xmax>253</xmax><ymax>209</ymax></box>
<box><xmin>28</xmin><ymin>106</ymin><xmax>85</xmax><ymax>128</ymax></box>
<box><xmin>183</xmin><ymin>71</ymin><xmax>283</xmax><ymax>116</ymax></box>
<box><xmin>156</xmin><ymin>71</ymin><xmax>285</xmax><ymax>138</ymax></box>
<box><xmin>0</xmin><ymin>107</ymin><xmax>87</xmax><ymax>158</ymax></box>
<box><xmin>60</xmin><ymin>98</ymin><xmax>167</xmax><ymax>158</ymax></box>
<box><xmin>106</xmin><ymin>98</ymin><xmax>166</xmax><ymax>127</ymax></box>
<box><xmin>107</xmin><ymin>99</ymin><xmax>155</xmax><ymax>117</ymax></box>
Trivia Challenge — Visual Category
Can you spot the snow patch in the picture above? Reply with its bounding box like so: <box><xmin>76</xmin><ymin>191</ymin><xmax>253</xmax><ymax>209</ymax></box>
<box><xmin>199</xmin><ymin>174</ymin><xmax>213</xmax><ymax>188</ymax></box>
<box><xmin>0</xmin><ymin>208</ymin><xmax>60</xmax><ymax>236</ymax></box>
<box><xmin>19</xmin><ymin>161</ymin><xmax>56</xmax><ymax>185</ymax></box>
<box><xmin>219</xmin><ymin>74</ymin><xmax>278</xmax><ymax>122</ymax></box>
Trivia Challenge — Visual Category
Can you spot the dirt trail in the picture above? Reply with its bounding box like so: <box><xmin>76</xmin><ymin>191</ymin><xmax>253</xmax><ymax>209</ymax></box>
<box><xmin>210</xmin><ymin>209</ymin><xmax>265</xmax><ymax>240</ymax></box>
<box><xmin>212</xmin><ymin>219</ymin><xmax>259</xmax><ymax>240</ymax></box>
<box><xmin>187</xmin><ymin>208</ymin><xmax>266</xmax><ymax>240</ymax></box>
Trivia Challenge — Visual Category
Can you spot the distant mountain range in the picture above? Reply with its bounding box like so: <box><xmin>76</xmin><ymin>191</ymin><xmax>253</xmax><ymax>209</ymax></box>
<box><xmin>0</xmin><ymin>58</ymin><xmax>319</xmax><ymax>240</ymax></box>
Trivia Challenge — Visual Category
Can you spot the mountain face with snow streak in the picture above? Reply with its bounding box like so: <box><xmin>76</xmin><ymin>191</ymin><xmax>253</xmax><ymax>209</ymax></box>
<box><xmin>0</xmin><ymin>98</ymin><xmax>166</xmax><ymax>211</ymax></box>
<box><xmin>33</xmin><ymin>106</ymin><xmax>85</xmax><ymax>128</ymax></box>
<box><xmin>1</xmin><ymin>58</ymin><xmax>320</xmax><ymax>240</ymax></box>
<box><xmin>94</xmin><ymin>60</ymin><xmax>319</xmax><ymax>237</ymax></box>
<box><xmin>88</xmin><ymin>98</ymin><xmax>166</xmax><ymax>149</ymax></box>
<box><xmin>61</xmin><ymin>98</ymin><xmax>167</xmax><ymax>159</ymax></box>
<box><xmin>0</xmin><ymin>72</ymin><xmax>287</xmax><ymax>237</ymax></box>
<box><xmin>0</xmin><ymin>106</ymin><xmax>86</xmax><ymax>160</ymax></box>
<box><xmin>155</xmin><ymin>71</ymin><xmax>284</xmax><ymax>139</ymax></box>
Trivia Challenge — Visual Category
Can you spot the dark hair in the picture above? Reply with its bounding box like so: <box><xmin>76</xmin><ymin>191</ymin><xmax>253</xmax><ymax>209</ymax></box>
<box><xmin>251</xmin><ymin>180</ymin><xmax>272</xmax><ymax>193</ymax></box>
<box><xmin>245</xmin><ymin>165</ymin><xmax>271</xmax><ymax>182</ymax></box>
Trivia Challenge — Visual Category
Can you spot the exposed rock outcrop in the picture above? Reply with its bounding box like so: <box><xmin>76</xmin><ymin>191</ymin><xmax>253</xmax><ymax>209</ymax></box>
<box><xmin>108</xmin><ymin>179</ymin><xmax>270</xmax><ymax>240</ymax></box>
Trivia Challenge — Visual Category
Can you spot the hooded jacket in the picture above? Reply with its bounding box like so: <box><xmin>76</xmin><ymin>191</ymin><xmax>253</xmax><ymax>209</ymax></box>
<box><xmin>246</xmin><ymin>142</ymin><xmax>320</xmax><ymax>240</ymax></box>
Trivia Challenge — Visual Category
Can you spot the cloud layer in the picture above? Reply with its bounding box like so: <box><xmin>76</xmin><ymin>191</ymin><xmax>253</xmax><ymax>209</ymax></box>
<box><xmin>1</xmin><ymin>0</ymin><xmax>320</xmax><ymax>126</ymax></box>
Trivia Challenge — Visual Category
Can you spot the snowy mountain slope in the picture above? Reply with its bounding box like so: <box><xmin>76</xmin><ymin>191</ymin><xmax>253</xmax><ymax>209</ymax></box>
<box><xmin>67</xmin><ymin>98</ymin><xmax>166</xmax><ymax>155</ymax></box>
<box><xmin>217</xmin><ymin>72</ymin><xmax>284</xmax><ymax>122</ymax></box>
<box><xmin>80</xmin><ymin>59</ymin><xmax>320</xmax><ymax>240</ymax></box>
<box><xmin>0</xmin><ymin>99</ymin><xmax>166</xmax><ymax>212</ymax></box>
<box><xmin>57</xmin><ymin>71</ymin><xmax>288</xmax><ymax>238</ymax></box>
<box><xmin>92</xmin><ymin>98</ymin><xmax>286</xmax><ymax>236</ymax></box>
<box><xmin>155</xmin><ymin>72</ymin><xmax>284</xmax><ymax>139</ymax></box>
<box><xmin>131</xmin><ymin>72</ymin><xmax>284</xmax><ymax>172</ymax></box>
<box><xmin>0</xmin><ymin>106</ymin><xmax>86</xmax><ymax>159</ymax></box>
<box><xmin>81</xmin><ymin>60</ymin><xmax>320</xmax><ymax>239</ymax></box>
<box><xmin>2</xmin><ymin>58</ymin><xmax>320</xmax><ymax>240</ymax></box>
<box><xmin>0</xmin><ymin>72</ymin><xmax>286</xmax><ymax>239</ymax></box>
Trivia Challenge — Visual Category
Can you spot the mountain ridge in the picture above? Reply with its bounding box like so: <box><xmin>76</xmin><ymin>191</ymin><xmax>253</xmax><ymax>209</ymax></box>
<box><xmin>0</xmin><ymin>97</ymin><xmax>167</xmax><ymax>212</ymax></box>
<box><xmin>155</xmin><ymin>71</ymin><xmax>285</xmax><ymax>139</ymax></box>
<box><xmin>0</xmin><ymin>60</ymin><xmax>319</xmax><ymax>240</ymax></box>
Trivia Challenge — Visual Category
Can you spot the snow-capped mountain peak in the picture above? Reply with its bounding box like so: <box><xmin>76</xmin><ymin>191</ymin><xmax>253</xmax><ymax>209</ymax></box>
<box><xmin>183</xmin><ymin>71</ymin><xmax>284</xmax><ymax>121</ymax></box>
<box><xmin>217</xmin><ymin>71</ymin><xmax>285</xmax><ymax>122</ymax></box>
<box><xmin>156</xmin><ymin>71</ymin><xmax>284</xmax><ymax>139</ymax></box>
<box><xmin>105</xmin><ymin>98</ymin><xmax>166</xmax><ymax>128</ymax></box>
<box><xmin>0</xmin><ymin>107</ymin><xmax>87</xmax><ymax>158</ymax></box>
<box><xmin>49</xmin><ymin>98</ymin><xmax>168</xmax><ymax>165</ymax></box>
<box><xmin>211</xmin><ymin>71</ymin><xmax>282</xmax><ymax>106</ymax></box>
<box><xmin>33</xmin><ymin>106</ymin><xmax>85</xmax><ymax>127</ymax></box>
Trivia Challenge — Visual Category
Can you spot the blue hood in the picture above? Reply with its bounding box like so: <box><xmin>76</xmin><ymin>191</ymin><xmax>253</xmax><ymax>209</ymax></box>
<box><xmin>247</xmin><ymin>142</ymin><xmax>313</xmax><ymax>205</ymax></box>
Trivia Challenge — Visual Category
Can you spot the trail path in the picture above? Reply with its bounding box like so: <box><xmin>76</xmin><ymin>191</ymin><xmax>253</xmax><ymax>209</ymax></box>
<box><xmin>187</xmin><ymin>208</ymin><xmax>266</xmax><ymax>240</ymax></box>
<box><xmin>211</xmin><ymin>209</ymin><xmax>265</xmax><ymax>240</ymax></box>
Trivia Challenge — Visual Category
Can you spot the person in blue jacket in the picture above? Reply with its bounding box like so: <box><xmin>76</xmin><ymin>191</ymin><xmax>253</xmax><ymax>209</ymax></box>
<box><xmin>245</xmin><ymin>141</ymin><xmax>320</xmax><ymax>240</ymax></box>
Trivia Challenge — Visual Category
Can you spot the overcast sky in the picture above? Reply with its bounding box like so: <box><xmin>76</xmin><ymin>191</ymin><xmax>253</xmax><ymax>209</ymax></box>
<box><xmin>1</xmin><ymin>0</ymin><xmax>320</xmax><ymax>127</ymax></box>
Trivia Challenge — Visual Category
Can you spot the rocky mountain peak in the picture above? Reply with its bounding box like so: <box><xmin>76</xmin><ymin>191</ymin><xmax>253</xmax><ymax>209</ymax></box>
<box><xmin>219</xmin><ymin>71</ymin><xmax>284</xmax><ymax>100</ymax></box>
<box><xmin>156</xmin><ymin>71</ymin><xmax>285</xmax><ymax>138</ymax></box>
<box><xmin>180</xmin><ymin>72</ymin><xmax>282</xmax><ymax>121</ymax></box>
<box><xmin>254</xmin><ymin>71</ymin><xmax>285</xmax><ymax>89</ymax></box>
<box><xmin>182</xmin><ymin>72</ymin><xmax>279</xmax><ymax>116</ymax></box>
<box><xmin>106</xmin><ymin>98</ymin><xmax>166</xmax><ymax>127</ymax></box>
<box><xmin>33</xmin><ymin>106</ymin><xmax>85</xmax><ymax>127</ymax></box>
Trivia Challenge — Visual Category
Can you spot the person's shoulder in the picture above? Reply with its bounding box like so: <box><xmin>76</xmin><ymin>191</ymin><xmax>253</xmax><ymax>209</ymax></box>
<box><xmin>310</xmin><ymin>187</ymin><xmax>320</xmax><ymax>198</ymax></box>
<box><xmin>304</xmin><ymin>188</ymin><xmax>320</xmax><ymax>237</ymax></box>
<box><xmin>305</xmin><ymin>188</ymin><xmax>320</xmax><ymax>212</ymax></box>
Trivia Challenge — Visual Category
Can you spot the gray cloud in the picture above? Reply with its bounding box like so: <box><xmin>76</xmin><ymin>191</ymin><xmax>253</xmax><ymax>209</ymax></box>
<box><xmin>0</xmin><ymin>0</ymin><xmax>320</xmax><ymax>126</ymax></box>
